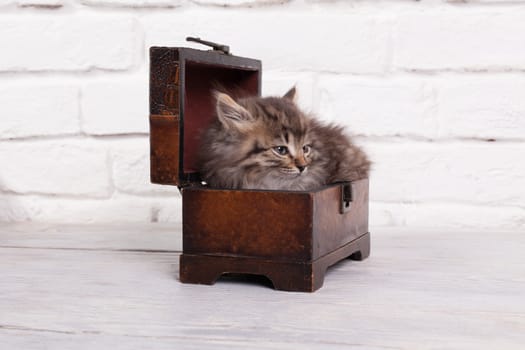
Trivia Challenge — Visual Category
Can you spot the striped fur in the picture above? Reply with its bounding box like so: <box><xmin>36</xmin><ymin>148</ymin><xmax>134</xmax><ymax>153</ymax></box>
<box><xmin>198</xmin><ymin>88</ymin><xmax>370</xmax><ymax>191</ymax></box>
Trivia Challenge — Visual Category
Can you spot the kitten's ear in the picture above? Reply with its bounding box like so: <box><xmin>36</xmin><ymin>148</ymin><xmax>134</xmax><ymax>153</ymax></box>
<box><xmin>283</xmin><ymin>86</ymin><xmax>297</xmax><ymax>102</ymax></box>
<box><xmin>214</xmin><ymin>92</ymin><xmax>254</xmax><ymax>132</ymax></box>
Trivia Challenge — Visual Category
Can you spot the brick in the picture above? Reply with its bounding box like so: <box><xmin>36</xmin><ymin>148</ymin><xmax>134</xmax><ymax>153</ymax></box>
<box><xmin>143</xmin><ymin>9</ymin><xmax>392</xmax><ymax>73</ymax></box>
<box><xmin>110</xmin><ymin>138</ymin><xmax>180</xmax><ymax>195</ymax></box>
<box><xmin>0</xmin><ymin>194</ymin><xmax>32</xmax><ymax>222</ymax></box>
<box><xmin>17</xmin><ymin>0</ymin><xmax>63</xmax><ymax>7</ymax></box>
<box><xmin>0</xmin><ymin>193</ymin><xmax>182</xmax><ymax>223</ymax></box>
<box><xmin>80</xmin><ymin>0</ymin><xmax>182</xmax><ymax>7</ymax></box>
<box><xmin>371</xmin><ymin>202</ymin><xmax>525</xmax><ymax>230</ymax></box>
<box><xmin>317</xmin><ymin>75</ymin><xmax>437</xmax><ymax>137</ymax></box>
<box><xmin>364</xmin><ymin>141</ymin><xmax>525</xmax><ymax>207</ymax></box>
<box><xmin>262</xmin><ymin>71</ymin><xmax>317</xmax><ymax>113</ymax></box>
<box><xmin>81</xmin><ymin>76</ymin><xmax>148</xmax><ymax>135</ymax></box>
<box><xmin>435</xmin><ymin>75</ymin><xmax>525</xmax><ymax>139</ymax></box>
<box><xmin>0</xmin><ymin>139</ymin><xmax>111</xmax><ymax>197</ymax></box>
<box><xmin>193</xmin><ymin>0</ymin><xmax>287</xmax><ymax>5</ymax></box>
<box><xmin>0</xmin><ymin>84</ymin><xmax>80</xmax><ymax>139</ymax></box>
<box><xmin>393</xmin><ymin>9</ymin><xmax>525</xmax><ymax>70</ymax></box>
<box><xmin>447</xmin><ymin>0</ymin><xmax>525</xmax><ymax>2</ymax></box>
<box><xmin>0</xmin><ymin>16</ymin><xmax>137</xmax><ymax>72</ymax></box>
<box><xmin>317</xmin><ymin>74</ymin><xmax>525</xmax><ymax>140</ymax></box>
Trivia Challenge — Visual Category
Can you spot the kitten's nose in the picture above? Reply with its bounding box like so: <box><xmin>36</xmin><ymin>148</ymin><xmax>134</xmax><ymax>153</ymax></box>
<box><xmin>296</xmin><ymin>157</ymin><xmax>307</xmax><ymax>173</ymax></box>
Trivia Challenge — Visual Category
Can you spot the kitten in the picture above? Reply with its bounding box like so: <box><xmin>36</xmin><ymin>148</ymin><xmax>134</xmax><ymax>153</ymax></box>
<box><xmin>198</xmin><ymin>87</ymin><xmax>370</xmax><ymax>191</ymax></box>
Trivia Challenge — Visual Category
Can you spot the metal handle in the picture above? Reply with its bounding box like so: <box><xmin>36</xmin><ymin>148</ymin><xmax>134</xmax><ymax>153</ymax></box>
<box><xmin>186</xmin><ymin>37</ymin><xmax>231</xmax><ymax>55</ymax></box>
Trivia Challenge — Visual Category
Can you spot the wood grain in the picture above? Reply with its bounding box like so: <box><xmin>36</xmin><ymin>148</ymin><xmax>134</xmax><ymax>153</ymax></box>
<box><xmin>0</xmin><ymin>223</ymin><xmax>524</xmax><ymax>349</ymax></box>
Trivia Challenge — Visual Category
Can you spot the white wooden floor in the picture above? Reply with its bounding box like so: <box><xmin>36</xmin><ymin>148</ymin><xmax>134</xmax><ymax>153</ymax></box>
<box><xmin>0</xmin><ymin>223</ymin><xmax>524</xmax><ymax>350</ymax></box>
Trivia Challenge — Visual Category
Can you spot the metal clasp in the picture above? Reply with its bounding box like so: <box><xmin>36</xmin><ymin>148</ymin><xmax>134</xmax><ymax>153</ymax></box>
<box><xmin>340</xmin><ymin>182</ymin><xmax>353</xmax><ymax>214</ymax></box>
<box><xmin>186</xmin><ymin>37</ymin><xmax>231</xmax><ymax>55</ymax></box>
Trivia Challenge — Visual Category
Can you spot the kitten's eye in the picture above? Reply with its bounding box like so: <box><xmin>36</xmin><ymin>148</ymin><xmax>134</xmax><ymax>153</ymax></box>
<box><xmin>303</xmin><ymin>145</ymin><xmax>311</xmax><ymax>154</ymax></box>
<box><xmin>273</xmin><ymin>146</ymin><xmax>289</xmax><ymax>156</ymax></box>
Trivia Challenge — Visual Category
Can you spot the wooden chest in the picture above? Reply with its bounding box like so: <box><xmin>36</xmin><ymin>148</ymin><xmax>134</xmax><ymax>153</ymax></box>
<box><xmin>149</xmin><ymin>44</ymin><xmax>370</xmax><ymax>292</ymax></box>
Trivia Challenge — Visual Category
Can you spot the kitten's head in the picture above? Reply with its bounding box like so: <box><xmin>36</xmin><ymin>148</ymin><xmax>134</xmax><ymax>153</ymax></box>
<box><xmin>202</xmin><ymin>87</ymin><xmax>321</xmax><ymax>190</ymax></box>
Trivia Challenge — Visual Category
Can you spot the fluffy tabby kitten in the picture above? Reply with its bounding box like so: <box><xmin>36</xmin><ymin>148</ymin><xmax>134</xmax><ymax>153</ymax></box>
<box><xmin>198</xmin><ymin>87</ymin><xmax>370</xmax><ymax>191</ymax></box>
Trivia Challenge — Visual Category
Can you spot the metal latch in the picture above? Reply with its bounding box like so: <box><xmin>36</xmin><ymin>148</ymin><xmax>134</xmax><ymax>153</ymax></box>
<box><xmin>186</xmin><ymin>37</ymin><xmax>231</xmax><ymax>55</ymax></box>
<box><xmin>340</xmin><ymin>182</ymin><xmax>353</xmax><ymax>214</ymax></box>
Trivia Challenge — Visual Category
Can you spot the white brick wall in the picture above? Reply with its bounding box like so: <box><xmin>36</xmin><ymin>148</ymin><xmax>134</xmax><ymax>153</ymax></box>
<box><xmin>0</xmin><ymin>16</ymin><xmax>138</xmax><ymax>71</ymax></box>
<box><xmin>0</xmin><ymin>139</ymin><xmax>111</xmax><ymax>197</ymax></box>
<box><xmin>0</xmin><ymin>84</ymin><xmax>80</xmax><ymax>139</ymax></box>
<box><xmin>1</xmin><ymin>0</ymin><xmax>524</xmax><ymax>230</ymax></box>
<box><xmin>393</xmin><ymin>9</ymin><xmax>525</xmax><ymax>71</ymax></box>
<box><xmin>81</xmin><ymin>74</ymin><xmax>149</xmax><ymax>135</ymax></box>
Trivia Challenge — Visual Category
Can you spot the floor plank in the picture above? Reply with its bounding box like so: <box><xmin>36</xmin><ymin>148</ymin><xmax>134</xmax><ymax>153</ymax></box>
<box><xmin>0</xmin><ymin>224</ymin><xmax>524</xmax><ymax>349</ymax></box>
<box><xmin>0</xmin><ymin>222</ymin><xmax>181</xmax><ymax>251</ymax></box>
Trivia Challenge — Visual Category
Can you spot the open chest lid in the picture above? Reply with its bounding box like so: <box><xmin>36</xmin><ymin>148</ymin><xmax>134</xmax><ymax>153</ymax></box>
<box><xmin>149</xmin><ymin>39</ymin><xmax>262</xmax><ymax>187</ymax></box>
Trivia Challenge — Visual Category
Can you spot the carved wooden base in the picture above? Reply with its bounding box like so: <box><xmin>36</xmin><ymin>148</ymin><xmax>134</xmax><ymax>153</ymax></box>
<box><xmin>180</xmin><ymin>232</ymin><xmax>370</xmax><ymax>292</ymax></box>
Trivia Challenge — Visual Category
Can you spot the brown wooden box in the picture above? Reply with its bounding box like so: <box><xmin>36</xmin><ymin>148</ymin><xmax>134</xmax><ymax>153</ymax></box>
<box><xmin>150</xmin><ymin>46</ymin><xmax>370</xmax><ymax>292</ymax></box>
